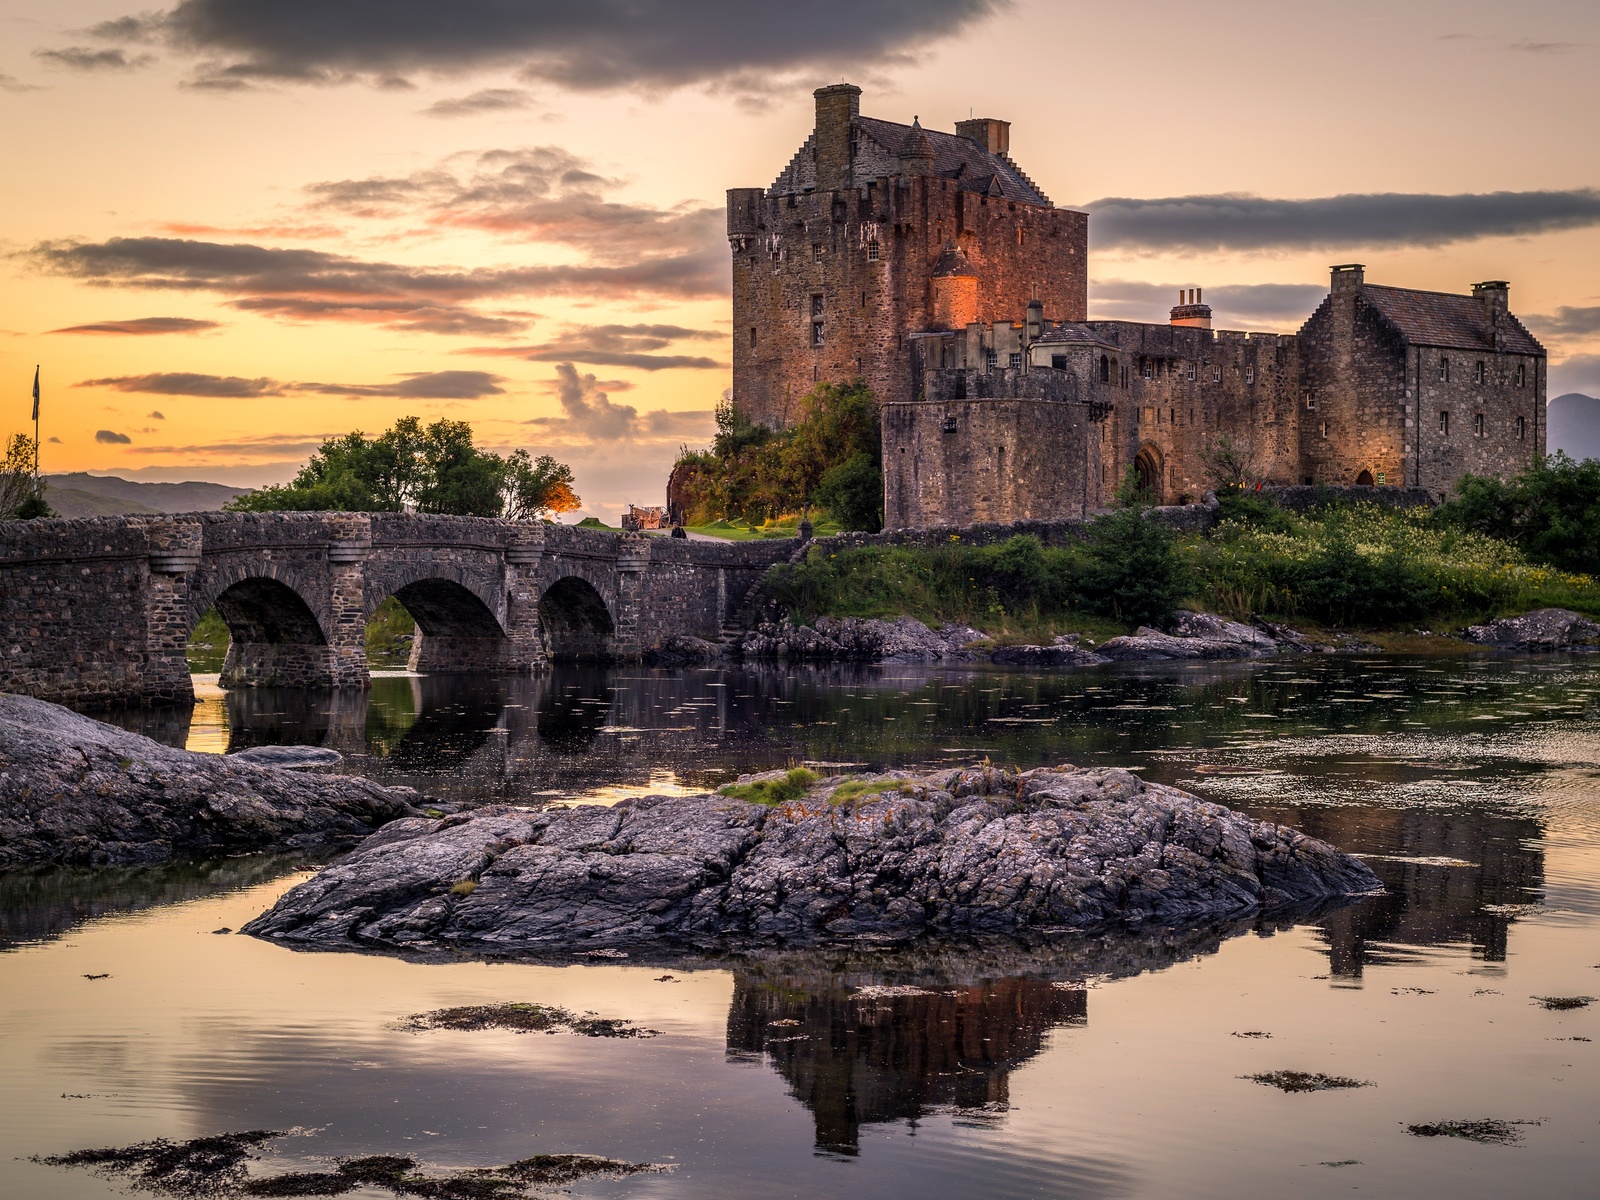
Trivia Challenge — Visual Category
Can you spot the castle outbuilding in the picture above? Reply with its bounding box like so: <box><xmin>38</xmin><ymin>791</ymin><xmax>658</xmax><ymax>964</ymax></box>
<box><xmin>728</xmin><ymin>86</ymin><xmax>1546</xmax><ymax>528</ymax></box>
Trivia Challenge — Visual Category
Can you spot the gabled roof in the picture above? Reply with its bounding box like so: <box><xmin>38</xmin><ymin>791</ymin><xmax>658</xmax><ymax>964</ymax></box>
<box><xmin>1035</xmin><ymin>323</ymin><xmax>1119</xmax><ymax>349</ymax></box>
<box><xmin>854</xmin><ymin>116</ymin><xmax>1050</xmax><ymax>206</ymax></box>
<box><xmin>1361</xmin><ymin>285</ymin><xmax>1544</xmax><ymax>355</ymax></box>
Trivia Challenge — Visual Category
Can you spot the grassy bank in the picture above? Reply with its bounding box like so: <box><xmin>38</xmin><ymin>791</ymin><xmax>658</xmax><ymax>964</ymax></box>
<box><xmin>762</xmin><ymin>499</ymin><xmax>1600</xmax><ymax>641</ymax></box>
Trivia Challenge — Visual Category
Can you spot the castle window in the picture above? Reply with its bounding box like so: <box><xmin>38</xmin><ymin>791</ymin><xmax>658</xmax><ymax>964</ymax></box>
<box><xmin>810</xmin><ymin>292</ymin><xmax>824</xmax><ymax>347</ymax></box>
<box><xmin>1439</xmin><ymin>357</ymin><xmax>1450</xmax><ymax>382</ymax></box>
<box><xmin>1474</xmin><ymin>360</ymin><xmax>1485</xmax><ymax>384</ymax></box>
<box><xmin>1320</xmin><ymin>420</ymin><xmax>1329</xmax><ymax>439</ymax></box>
<box><xmin>1142</xmin><ymin>359</ymin><xmax>1153</xmax><ymax>380</ymax></box>
<box><xmin>1245</xmin><ymin>365</ymin><xmax>1255</xmax><ymax>384</ymax></box>
<box><xmin>1376</xmin><ymin>471</ymin><xmax>1387</xmax><ymax>485</ymax></box>
<box><xmin>1212</xmin><ymin>366</ymin><xmax>1222</xmax><ymax>383</ymax></box>
<box><xmin>1439</xmin><ymin>410</ymin><xmax>1450</xmax><ymax>435</ymax></box>
<box><xmin>749</xmin><ymin>326</ymin><xmax>757</xmax><ymax>348</ymax></box>
<box><xmin>1100</xmin><ymin>355</ymin><xmax>1110</xmax><ymax>383</ymax></box>
<box><xmin>1306</xmin><ymin>396</ymin><xmax>1317</xmax><ymax>410</ymax></box>
<box><xmin>944</xmin><ymin>415</ymin><xmax>959</xmax><ymax>433</ymax></box>
<box><xmin>1121</xmin><ymin>365</ymin><xmax>1130</xmax><ymax>388</ymax></box>
<box><xmin>1051</xmin><ymin>355</ymin><xmax>1068</xmax><ymax>370</ymax></box>
<box><xmin>1474</xmin><ymin>412</ymin><xmax>1486</xmax><ymax>437</ymax></box>
<box><xmin>866</xmin><ymin>239</ymin><xmax>880</xmax><ymax>261</ymax></box>
<box><xmin>812</xmin><ymin>243</ymin><xmax>823</xmax><ymax>260</ymax></box>
<box><xmin>1016</xmin><ymin>227</ymin><xmax>1024</xmax><ymax>245</ymax></box>
<box><xmin>860</xmin><ymin>291</ymin><xmax>866</xmax><ymax>309</ymax></box>
<box><xmin>1188</xmin><ymin>362</ymin><xmax>1197</xmax><ymax>381</ymax></box>
<box><xmin>1517</xmin><ymin>415</ymin><xmax>1526</xmax><ymax>440</ymax></box>
<box><xmin>1170</xmin><ymin>407</ymin><xmax>1176</xmax><ymax>425</ymax></box>
<box><xmin>1516</xmin><ymin>362</ymin><xmax>1526</xmax><ymax>387</ymax></box>
<box><xmin>1009</xmin><ymin>352</ymin><xmax>1022</xmax><ymax>369</ymax></box>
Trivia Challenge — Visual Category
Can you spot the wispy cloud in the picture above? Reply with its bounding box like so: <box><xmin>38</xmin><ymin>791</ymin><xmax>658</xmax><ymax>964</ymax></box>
<box><xmin>420</xmin><ymin>88</ymin><xmax>532</xmax><ymax>118</ymax></box>
<box><xmin>1525</xmin><ymin>306</ymin><xmax>1600</xmax><ymax>339</ymax></box>
<box><xmin>94</xmin><ymin>429</ymin><xmax>132</xmax><ymax>444</ymax></box>
<box><xmin>1089</xmin><ymin>279</ymin><xmax>1328</xmax><ymax>325</ymax></box>
<box><xmin>76</xmin><ymin>370</ymin><xmax>508</xmax><ymax>399</ymax></box>
<box><xmin>468</xmin><ymin>322</ymin><xmax>727</xmax><ymax>371</ymax></box>
<box><xmin>1087</xmin><ymin>190</ymin><xmax>1600</xmax><ymax>253</ymax></box>
<box><xmin>0</xmin><ymin>73</ymin><xmax>44</xmax><ymax>92</ymax></box>
<box><xmin>51</xmin><ymin>316</ymin><xmax>221</xmax><ymax>335</ymax></box>
<box><xmin>526</xmin><ymin>363</ymin><xmax>712</xmax><ymax>441</ymax></box>
<box><xmin>34</xmin><ymin>46</ymin><xmax>153</xmax><ymax>72</ymax></box>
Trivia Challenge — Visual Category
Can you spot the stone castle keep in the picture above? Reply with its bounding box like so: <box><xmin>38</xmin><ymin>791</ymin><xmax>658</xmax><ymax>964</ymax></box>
<box><xmin>728</xmin><ymin>85</ymin><xmax>1547</xmax><ymax>528</ymax></box>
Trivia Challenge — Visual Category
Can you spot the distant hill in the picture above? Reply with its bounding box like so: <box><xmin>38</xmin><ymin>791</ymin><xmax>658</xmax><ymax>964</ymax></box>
<box><xmin>1548</xmin><ymin>394</ymin><xmax>1600</xmax><ymax>463</ymax></box>
<box><xmin>41</xmin><ymin>473</ymin><xmax>250</xmax><ymax>518</ymax></box>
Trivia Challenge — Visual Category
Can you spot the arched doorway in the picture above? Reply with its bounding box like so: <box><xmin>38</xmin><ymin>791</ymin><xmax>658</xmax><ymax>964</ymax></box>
<box><xmin>1134</xmin><ymin>444</ymin><xmax>1164</xmax><ymax>504</ymax></box>
<box><xmin>206</xmin><ymin>577</ymin><xmax>330</xmax><ymax>688</ymax></box>
<box><xmin>387</xmin><ymin>578</ymin><xmax>510</xmax><ymax>673</ymax></box>
<box><xmin>1355</xmin><ymin>469</ymin><xmax>1375</xmax><ymax>486</ymax></box>
<box><xmin>539</xmin><ymin>577</ymin><xmax>616</xmax><ymax>662</ymax></box>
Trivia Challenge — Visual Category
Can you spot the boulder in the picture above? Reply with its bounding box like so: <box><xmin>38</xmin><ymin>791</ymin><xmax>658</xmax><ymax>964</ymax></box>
<box><xmin>243</xmin><ymin>763</ymin><xmax>1380</xmax><ymax>956</ymax></box>
<box><xmin>736</xmin><ymin>616</ymin><xmax>984</xmax><ymax>663</ymax></box>
<box><xmin>0</xmin><ymin>694</ymin><xmax>418</xmax><ymax>868</ymax></box>
<box><xmin>1097</xmin><ymin>610</ymin><xmax>1280</xmax><ymax>661</ymax></box>
<box><xmin>643</xmin><ymin>634</ymin><xmax>726</xmax><ymax>665</ymax></box>
<box><xmin>227</xmin><ymin>745</ymin><xmax>343</xmax><ymax>770</ymax></box>
<box><xmin>1462</xmin><ymin>608</ymin><xmax>1600</xmax><ymax>652</ymax></box>
<box><xmin>991</xmin><ymin>634</ymin><xmax>1109</xmax><ymax>667</ymax></box>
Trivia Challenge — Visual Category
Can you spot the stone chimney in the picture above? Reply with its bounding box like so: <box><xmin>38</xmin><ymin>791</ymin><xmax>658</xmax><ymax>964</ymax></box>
<box><xmin>1170</xmin><ymin>287</ymin><xmax>1212</xmax><ymax>329</ymax></box>
<box><xmin>1026</xmin><ymin>298</ymin><xmax>1044</xmax><ymax>343</ymax></box>
<box><xmin>1330</xmin><ymin>263</ymin><xmax>1365</xmax><ymax>293</ymax></box>
<box><xmin>955</xmin><ymin>117</ymin><xmax>1010</xmax><ymax>156</ymax></box>
<box><xmin>813</xmin><ymin>83</ymin><xmax>861</xmax><ymax>193</ymax></box>
<box><xmin>1474</xmin><ymin>280</ymin><xmax>1509</xmax><ymax>348</ymax></box>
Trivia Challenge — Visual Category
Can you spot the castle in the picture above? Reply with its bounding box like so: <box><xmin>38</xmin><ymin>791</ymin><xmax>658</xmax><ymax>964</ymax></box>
<box><xmin>727</xmin><ymin>84</ymin><xmax>1547</xmax><ymax>528</ymax></box>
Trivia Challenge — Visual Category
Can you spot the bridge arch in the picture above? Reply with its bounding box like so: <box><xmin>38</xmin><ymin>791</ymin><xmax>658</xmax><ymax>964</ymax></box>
<box><xmin>539</xmin><ymin>576</ymin><xmax>616</xmax><ymax>662</ymax></box>
<box><xmin>188</xmin><ymin>566</ymin><xmax>334</xmax><ymax>688</ymax></box>
<box><xmin>366</xmin><ymin>566</ymin><xmax>508</xmax><ymax>678</ymax></box>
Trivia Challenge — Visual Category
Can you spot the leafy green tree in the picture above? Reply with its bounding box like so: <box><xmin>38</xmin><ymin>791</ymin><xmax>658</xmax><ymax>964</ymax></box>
<box><xmin>0</xmin><ymin>434</ymin><xmax>51</xmax><ymax>519</ymax></box>
<box><xmin>1078</xmin><ymin>508</ymin><xmax>1191</xmax><ymax>625</ymax></box>
<box><xmin>227</xmin><ymin>416</ymin><xmax>579</xmax><ymax>519</ymax></box>
<box><xmin>1434</xmin><ymin>452</ymin><xmax>1600</xmax><ymax>576</ymax></box>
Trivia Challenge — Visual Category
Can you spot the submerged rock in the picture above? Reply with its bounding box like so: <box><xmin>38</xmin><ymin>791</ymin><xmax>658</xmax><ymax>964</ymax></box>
<box><xmin>736</xmin><ymin>616</ymin><xmax>984</xmax><ymax>662</ymax></box>
<box><xmin>227</xmin><ymin>745</ymin><xmax>343</xmax><ymax>770</ymax></box>
<box><xmin>0</xmin><ymin>694</ymin><xmax>418</xmax><ymax>868</ymax></box>
<box><xmin>1463</xmin><ymin>608</ymin><xmax>1600</xmax><ymax>651</ymax></box>
<box><xmin>243</xmin><ymin>762</ymin><xmax>1379</xmax><ymax>956</ymax></box>
<box><xmin>643</xmin><ymin>633</ymin><xmax>725</xmax><ymax>665</ymax></box>
<box><xmin>1098</xmin><ymin>610</ymin><xmax>1281</xmax><ymax>662</ymax></box>
<box><xmin>990</xmin><ymin>635</ymin><xmax>1109</xmax><ymax>667</ymax></box>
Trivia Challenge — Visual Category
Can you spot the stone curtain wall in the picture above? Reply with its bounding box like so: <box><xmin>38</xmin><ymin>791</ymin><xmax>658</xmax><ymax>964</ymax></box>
<box><xmin>0</xmin><ymin>514</ymin><xmax>795</xmax><ymax>707</ymax></box>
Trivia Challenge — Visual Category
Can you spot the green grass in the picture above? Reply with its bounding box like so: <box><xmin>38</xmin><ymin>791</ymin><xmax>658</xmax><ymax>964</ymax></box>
<box><xmin>827</xmin><ymin>778</ymin><xmax>912</xmax><ymax>804</ymax></box>
<box><xmin>365</xmin><ymin>595</ymin><xmax>416</xmax><ymax>668</ymax></box>
<box><xmin>686</xmin><ymin>514</ymin><xmax>846</xmax><ymax>541</ymax></box>
<box><xmin>718</xmin><ymin>767</ymin><xmax>819</xmax><ymax>805</ymax></box>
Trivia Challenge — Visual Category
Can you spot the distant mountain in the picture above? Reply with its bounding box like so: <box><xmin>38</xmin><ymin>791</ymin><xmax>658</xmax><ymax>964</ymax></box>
<box><xmin>41</xmin><ymin>473</ymin><xmax>250</xmax><ymax>518</ymax></box>
<box><xmin>1548</xmin><ymin>394</ymin><xmax>1600</xmax><ymax>463</ymax></box>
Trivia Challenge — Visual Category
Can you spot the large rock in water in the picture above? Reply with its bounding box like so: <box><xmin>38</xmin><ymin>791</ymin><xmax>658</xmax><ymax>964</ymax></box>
<box><xmin>0</xmin><ymin>694</ymin><xmax>418</xmax><ymax>868</ymax></box>
<box><xmin>243</xmin><ymin>764</ymin><xmax>1380</xmax><ymax>955</ymax></box>
<box><xmin>1463</xmin><ymin>608</ymin><xmax>1600</xmax><ymax>651</ymax></box>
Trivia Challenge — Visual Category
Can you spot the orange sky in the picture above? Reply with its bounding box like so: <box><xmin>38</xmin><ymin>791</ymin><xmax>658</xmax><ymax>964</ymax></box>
<box><xmin>2</xmin><ymin>0</ymin><xmax>1597</xmax><ymax>519</ymax></box>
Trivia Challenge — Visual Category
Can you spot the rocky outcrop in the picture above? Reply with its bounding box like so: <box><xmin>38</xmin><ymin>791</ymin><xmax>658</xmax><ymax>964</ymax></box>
<box><xmin>1096</xmin><ymin>610</ymin><xmax>1280</xmax><ymax>662</ymax></box>
<box><xmin>243</xmin><ymin>763</ymin><xmax>1379</xmax><ymax>956</ymax></box>
<box><xmin>990</xmin><ymin>634</ymin><xmax>1108</xmax><ymax>667</ymax></box>
<box><xmin>227</xmin><ymin>745</ymin><xmax>343</xmax><ymax>770</ymax></box>
<box><xmin>1463</xmin><ymin>608</ymin><xmax>1600</xmax><ymax>652</ymax></box>
<box><xmin>0</xmin><ymin>694</ymin><xmax>418</xmax><ymax>868</ymax></box>
<box><xmin>642</xmin><ymin>634</ymin><xmax>725</xmax><ymax>665</ymax></box>
<box><xmin>735</xmin><ymin>616</ymin><xmax>985</xmax><ymax>662</ymax></box>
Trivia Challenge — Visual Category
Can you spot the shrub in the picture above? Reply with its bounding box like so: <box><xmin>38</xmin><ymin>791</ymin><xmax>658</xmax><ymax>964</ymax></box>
<box><xmin>1078</xmin><ymin>509</ymin><xmax>1191</xmax><ymax>626</ymax></box>
<box><xmin>1435</xmin><ymin>452</ymin><xmax>1600</xmax><ymax>576</ymax></box>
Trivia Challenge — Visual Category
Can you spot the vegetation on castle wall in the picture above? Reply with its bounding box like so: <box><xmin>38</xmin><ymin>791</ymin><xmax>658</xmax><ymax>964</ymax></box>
<box><xmin>672</xmin><ymin>381</ymin><xmax>883</xmax><ymax>532</ymax></box>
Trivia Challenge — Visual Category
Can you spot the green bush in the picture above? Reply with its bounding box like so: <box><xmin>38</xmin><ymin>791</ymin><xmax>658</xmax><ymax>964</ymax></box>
<box><xmin>1435</xmin><ymin>452</ymin><xmax>1600</xmax><ymax>576</ymax></box>
<box><xmin>1078</xmin><ymin>509</ymin><xmax>1191</xmax><ymax>626</ymax></box>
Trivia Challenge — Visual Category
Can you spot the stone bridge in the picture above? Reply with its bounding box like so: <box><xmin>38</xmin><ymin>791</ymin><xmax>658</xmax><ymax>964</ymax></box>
<box><xmin>0</xmin><ymin>512</ymin><xmax>796</xmax><ymax>706</ymax></box>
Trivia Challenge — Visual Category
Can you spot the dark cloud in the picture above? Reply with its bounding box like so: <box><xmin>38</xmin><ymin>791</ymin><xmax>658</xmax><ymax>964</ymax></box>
<box><xmin>125</xmin><ymin>434</ymin><xmax>330</xmax><ymax>457</ymax></box>
<box><xmin>94</xmin><ymin>429</ymin><xmax>132</xmax><ymax>444</ymax></box>
<box><xmin>34</xmin><ymin>46</ymin><xmax>154</xmax><ymax>71</ymax></box>
<box><xmin>1525</xmin><ymin>306</ymin><xmax>1600</xmax><ymax>339</ymax></box>
<box><xmin>81</xmin><ymin>372</ymin><xmax>283</xmax><ymax>397</ymax></box>
<box><xmin>28</xmin><ymin>235</ymin><xmax>723</xmax><ymax>335</ymax></box>
<box><xmin>1086</xmin><ymin>190</ymin><xmax>1600</xmax><ymax>253</ymax></box>
<box><xmin>1550</xmin><ymin>353</ymin><xmax>1600</xmax><ymax>397</ymax></box>
<box><xmin>1089</xmin><ymin>279</ymin><xmax>1327</xmax><ymax>326</ymax></box>
<box><xmin>76</xmin><ymin>369</ymin><xmax>506</xmax><ymax>399</ymax></box>
<box><xmin>149</xmin><ymin>410</ymin><xmax>165</xmax><ymax>418</ymax></box>
<box><xmin>421</xmin><ymin>88</ymin><xmax>532</xmax><ymax>117</ymax></box>
<box><xmin>306</xmin><ymin>147</ymin><xmax>721</xmax><ymax>266</ymax></box>
<box><xmin>50</xmin><ymin>316</ymin><xmax>221</xmax><ymax>335</ymax></box>
<box><xmin>47</xmin><ymin>437</ymin><xmax>61</xmax><ymax>444</ymax></box>
<box><xmin>473</xmin><ymin>322</ymin><xmax>726</xmax><ymax>371</ymax></box>
<box><xmin>95</xmin><ymin>1</ymin><xmax>1000</xmax><ymax>92</ymax></box>
<box><xmin>528</xmin><ymin>363</ymin><xmax>711</xmax><ymax>440</ymax></box>
<box><xmin>1508</xmin><ymin>40</ymin><xmax>1583</xmax><ymax>53</ymax></box>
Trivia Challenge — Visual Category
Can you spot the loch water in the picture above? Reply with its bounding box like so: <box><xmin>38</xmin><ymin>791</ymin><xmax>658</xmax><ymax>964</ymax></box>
<box><xmin>3</xmin><ymin>654</ymin><xmax>1599</xmax><ymax>1198</ymax></box>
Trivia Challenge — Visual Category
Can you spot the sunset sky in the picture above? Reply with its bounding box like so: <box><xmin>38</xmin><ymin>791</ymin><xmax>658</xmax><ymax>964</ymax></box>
<box><xmin>2</xmin><ymin>0</ymin><xmax>1597</xmax><ymax>520</ymax></box>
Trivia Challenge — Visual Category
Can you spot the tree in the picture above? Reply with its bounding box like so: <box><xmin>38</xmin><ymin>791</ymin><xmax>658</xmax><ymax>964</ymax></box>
<box><xmin>0</xmin><ymin>434</ymin><xmax>51</xmax><ymax>519</ymax></box>
<box><xmin>1434</xmin><ymin>452</ymin><xmax>1600</xmax><ymax>576</ymax></box>
<box><xmin>227</xmin><ymin>416</ymin><xmax>579</xmax><ymax>519</ymax></box>
<box><xmin>1078</xmin><ymin>508</ymin><xmax>1192</xmax><ymax>625</ymax></box>
<box><xmin>1197</xmin><ymin>431</ymin><xmax>1261</xmax><ymax>493</ymax></box>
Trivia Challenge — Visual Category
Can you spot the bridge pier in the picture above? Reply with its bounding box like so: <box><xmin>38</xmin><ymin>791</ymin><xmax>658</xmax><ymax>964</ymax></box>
<box><xmin>144</xmin><ymin>520</ymin><xmax>204</xmax><ymax>705</ymax></box>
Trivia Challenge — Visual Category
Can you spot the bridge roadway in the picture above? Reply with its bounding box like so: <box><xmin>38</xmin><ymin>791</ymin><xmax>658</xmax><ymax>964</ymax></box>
<box><xmin>0</xmin><ymin>511</ymin><xmax>795</xmax><ymax>706</ymax></box>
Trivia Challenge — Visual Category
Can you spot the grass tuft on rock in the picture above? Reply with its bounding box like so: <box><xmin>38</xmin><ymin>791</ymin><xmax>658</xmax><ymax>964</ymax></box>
<box><xmin>35</xmin><ymin>1130</ymin><xmax>284</xmax><ymax>1196</ymax></box>
<box><xmin>718</xmin><ymin>767</ymin><xmax>818</xmax><ymax>806</ymax></box>
<box><xmin>1406</xmin><ymin>1118</ymin><xmax>1537</xmax><ymax>1146</ymax></box>
<box><xmin>827</xmin><ymin>778</ymin><xmax>913</xmax><ymax>805</ymax></box>
<box><xmin>449</xmin><ymin>879</ymin><xmax>478</xmax><ymax>897</ymax></box>
<box><xmin>1533</xmin><ymin>995</ymin><xmax>1594</xmax><ymax>1011</ymax></box>
<box><xmin>1242</xmin><ymin>1070</ymin><xmax>1372</xmax><ymax>1093</ymax></box>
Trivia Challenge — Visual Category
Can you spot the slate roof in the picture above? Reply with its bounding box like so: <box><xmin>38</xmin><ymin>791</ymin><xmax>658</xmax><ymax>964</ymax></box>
<box><xmin>1035</xmin><ymin>323</ymin><xmax>1119</xmax><ymax>349</ymax></box>
<box><xmin>854</xmin><ymin>116</ymin><xmax>1050</xmax><ymax>206</ymax></box>
<box><xmin>1362</xmin><ymin>285</ymin><xmax>1544</xmax><ymax>355</ymax></box>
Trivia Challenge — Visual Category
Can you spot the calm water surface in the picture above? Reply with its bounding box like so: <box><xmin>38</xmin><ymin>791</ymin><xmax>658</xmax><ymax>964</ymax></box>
<box><xmin>4</xmin><ymin>655</ymin><xmax>1599</xmax><ymax>1197</ymax></box>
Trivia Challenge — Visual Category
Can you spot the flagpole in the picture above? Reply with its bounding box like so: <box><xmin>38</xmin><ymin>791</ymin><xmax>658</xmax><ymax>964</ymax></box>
<box><xmin>31</xmin><ymin>365</ymin><xmax>39</xmax><ymax>479</ymax></box>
